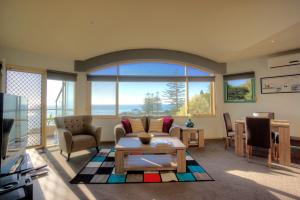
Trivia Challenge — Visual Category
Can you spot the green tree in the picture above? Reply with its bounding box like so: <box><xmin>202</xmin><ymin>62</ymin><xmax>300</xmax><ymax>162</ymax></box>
<box><xmin>153</xmin><ymin>92</ymin><xmax>162</xmax><ymax>114</ymax></box>
<box><xmin>142</xmin><ymin>92</ymin><xmax>162</xmax><ymax>115</ymax></box>
<box><xmin>143</xmin><ymin>93</ymin><xmax>154</xmax><ymax>115</ymax></box>
<box><xmin>189</xmin><ymin>92</ymin><xmax>211</xmax><ymax>115</ymax></box>
<box><xmin>177</xmin><ymin>90</ymin><xmax>211</xmax><ymax>116</ymax></box>
<box><xmin>241</xmin><ymin>79</ymin><xmax>253</xmax><ymax>100</ymax></box>
<box><xmin>163</xmin><ymin>82</ymin><xmax>186</xmax><ymax>114</ymax></box>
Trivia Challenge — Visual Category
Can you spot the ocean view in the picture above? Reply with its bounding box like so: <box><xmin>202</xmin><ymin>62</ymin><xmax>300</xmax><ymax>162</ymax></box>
<box><xmin>91</xmin><ymin>104</ymin><xmax>174</xmax><ymax>115</ymax></box>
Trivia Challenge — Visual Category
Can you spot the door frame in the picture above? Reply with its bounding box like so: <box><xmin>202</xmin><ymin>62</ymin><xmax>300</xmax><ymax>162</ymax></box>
<box><xmin>6</xmin><ymin>64</ymin><xmax>47</xmax><ymax>149</ymax></box>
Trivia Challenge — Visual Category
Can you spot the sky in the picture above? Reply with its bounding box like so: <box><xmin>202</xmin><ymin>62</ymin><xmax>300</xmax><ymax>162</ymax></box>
<box><xmin>47</xmin><ymin>80</ymin><xmax>74</xmax><ymax>107</ymax></box>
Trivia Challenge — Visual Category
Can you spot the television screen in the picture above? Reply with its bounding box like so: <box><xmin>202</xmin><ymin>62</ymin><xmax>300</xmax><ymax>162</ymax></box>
<box><xmin>0</xmin><ymin>93</ymin><xmax>28</xmax><ymax>175</ymax></box>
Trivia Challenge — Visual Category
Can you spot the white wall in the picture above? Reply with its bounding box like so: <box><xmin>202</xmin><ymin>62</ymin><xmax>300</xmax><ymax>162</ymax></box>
<box><xmin>0</xmin><ymin>46</ymin><xmax>74</xmax><ymax>72</ymax></box>
<box><xmin>224</xmin><ymin>57</ymin><xmax>300</xmax><ymax>137</ymax></box>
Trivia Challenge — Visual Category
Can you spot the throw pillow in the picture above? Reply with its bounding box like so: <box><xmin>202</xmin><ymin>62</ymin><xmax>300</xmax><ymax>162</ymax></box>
<box><xmin>129</xmin><ymin>118</ymin><xmax>145</xmax><ymax>133</ymax></box>
<box><xmin>163</xmin><ymin>116</ymin><xmax>174</xmax><ymax>133</ymax></box>
<box><xmin>121</xmin><ymin>119</ymin><xmax>132</xmax><ymax>134</ymax></box>
<box><xmin>148</xmin><ymin>118</ymin><xmax>163</xmax><ymax>133</ymax></box>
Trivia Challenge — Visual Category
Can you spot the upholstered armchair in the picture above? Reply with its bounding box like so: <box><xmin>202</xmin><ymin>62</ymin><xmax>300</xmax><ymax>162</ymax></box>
<box><xmin>114</xmin><ymin>116</ymin><xmax>181</xmax><ymax>143</ymax></box>
<box><xmin>55</xmin><ymin>115</ymin><xmax>102</xmax><ymax>161</ymax></box>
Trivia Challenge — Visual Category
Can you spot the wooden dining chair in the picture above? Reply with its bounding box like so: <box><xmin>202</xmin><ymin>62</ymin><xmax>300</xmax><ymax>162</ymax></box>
<box><xmin>252</xmin><ymin>112</ymin><xmax>278</xmax><ymax>160</ymax></box>
<box><xmin>245</xmin><ymin>117</ymin><xmax>273</xmax><ymax>167</ymax></box>
<box><xmin>252</xmin><ymin>112</ymin><xmax>275</xmax><ymax>119</ymax></box>
<box><xmin>223</xmin><ymin>113</ymin><xmax>237</xmax><ymax>150</ymax></box>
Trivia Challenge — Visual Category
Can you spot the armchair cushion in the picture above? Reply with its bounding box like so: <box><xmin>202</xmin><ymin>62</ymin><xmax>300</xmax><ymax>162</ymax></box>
<box><xmin>72</xmin><ymin>135</ymin><xmax>96</xmax><ymax>152</ymax></box>
<box><xmin>163</xmin><ymin>116</ymin><xmax>174</xmax><ymax>133</ymax></box>
<box><xmin>84</xmin><ymin>124</ymin><xmax>102</xmax><ymax>146</ymax></box>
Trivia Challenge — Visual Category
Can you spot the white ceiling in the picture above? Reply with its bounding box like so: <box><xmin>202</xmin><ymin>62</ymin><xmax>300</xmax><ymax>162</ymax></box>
<box><xmin>1</xmin><ymin>0</ymin><xmax>300</xmax><ymax>63</ymax></box>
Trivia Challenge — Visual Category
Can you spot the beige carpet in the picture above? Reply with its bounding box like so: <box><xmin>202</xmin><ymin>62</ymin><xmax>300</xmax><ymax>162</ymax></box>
<box><xmin>35</xmin><ymin>140</ymin><xmax>300</xmax><ymax>200</ymax></box>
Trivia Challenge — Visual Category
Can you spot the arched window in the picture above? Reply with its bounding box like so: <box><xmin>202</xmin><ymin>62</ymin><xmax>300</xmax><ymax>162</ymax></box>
<box><xmin>88</xmin><ymin>62</ymin><xmax>215</xmax><ymax>117</ymax></box>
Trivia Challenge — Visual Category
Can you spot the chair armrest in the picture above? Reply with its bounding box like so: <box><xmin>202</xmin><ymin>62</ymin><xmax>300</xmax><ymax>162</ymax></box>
<box><xmin>114</xmin><ymin>123</ymin><xmax>126</xmax><ymax>143</ymax></box>
<box><xmin>169</xmin><ymin>124</ymin><xmax>180</xmax><ymax>139</ymax></box>
<box><xmin>57</xmin><ymin>128</ymin><xmax>73</xmax><ymax>153</ymax></box>
<box><xmin>85</xmin><ymin>125</ymin><xmax>102</xmax><ymax>146</ymax></box>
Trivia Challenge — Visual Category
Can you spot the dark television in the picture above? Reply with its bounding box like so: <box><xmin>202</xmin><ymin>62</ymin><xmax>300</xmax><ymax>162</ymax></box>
<box><xmin>0</xmin><ymin>93</ymin><xmax>28</xmax><ymax>175</ymax></box>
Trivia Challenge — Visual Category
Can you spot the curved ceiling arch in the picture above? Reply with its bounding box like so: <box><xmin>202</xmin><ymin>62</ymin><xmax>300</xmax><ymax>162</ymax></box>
<box><xmin>74</xmin><ymin>49</ymin><xmax>226</xmax><ymax>74</ymax></box>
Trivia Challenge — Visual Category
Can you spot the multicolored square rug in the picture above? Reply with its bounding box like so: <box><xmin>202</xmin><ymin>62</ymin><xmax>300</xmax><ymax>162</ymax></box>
<box><xmin>70</xmin><ymin>148</ymin><xmax>214</xmax><ymax>184</ymax></box>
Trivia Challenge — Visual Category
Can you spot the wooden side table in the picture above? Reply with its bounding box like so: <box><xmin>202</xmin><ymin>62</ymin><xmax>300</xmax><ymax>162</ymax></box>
<box><xmin>181</xmin><ymin>127</ymin><xmax>205</xmax><ymax>148</ymax></box>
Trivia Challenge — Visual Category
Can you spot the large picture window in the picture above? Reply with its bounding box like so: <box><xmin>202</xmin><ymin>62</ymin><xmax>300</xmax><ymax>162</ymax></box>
<box><xmin>89</xmin><ymin>62</ymin><xmax>215</xmax><ymax>116</ymax></box>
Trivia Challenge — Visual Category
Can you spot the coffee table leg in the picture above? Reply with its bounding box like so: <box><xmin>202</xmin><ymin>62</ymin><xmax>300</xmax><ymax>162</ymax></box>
<box><xmin>182</xmin><ymin>131</ymin><xmax>189</xmax><ymax>148</ymax></box>
<box><xmin>115</xmin><ymin>151</ymin><xmax>124</xmax><ymax>174</ymax></box>
<box><xmin>177</xmin><ymin>149</ymin><xmax>186</xmax><ymax>173</ymax></box>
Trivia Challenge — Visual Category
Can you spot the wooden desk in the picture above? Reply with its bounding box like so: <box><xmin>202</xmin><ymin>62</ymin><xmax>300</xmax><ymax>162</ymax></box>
<box><xmin>235</xmin><ymin>119</ymin><xmax>291</xmax><ymax>166</ymax></box>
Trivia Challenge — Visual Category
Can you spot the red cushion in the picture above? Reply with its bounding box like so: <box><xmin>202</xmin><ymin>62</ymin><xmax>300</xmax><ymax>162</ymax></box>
<box><xmin>162</xmin><ymin>117</ymin><xmax>174</xmax><ymax>133</ymax></box>
<box><xmin>121</xmin><ymin>119</ymin><xmax>132</xmax><ymax>134</ymax></box>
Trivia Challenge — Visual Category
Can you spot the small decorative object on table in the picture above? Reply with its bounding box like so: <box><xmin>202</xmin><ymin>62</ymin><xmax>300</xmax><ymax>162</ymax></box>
<box><xmin>185</xmin><ymin>118</ymin><xmax>194</xmax><ymax>128</ymax></box>
<box><xmin>138</xmin><ymin>133</ymin><xmax>153</xmax><ymax>144</ymax></box>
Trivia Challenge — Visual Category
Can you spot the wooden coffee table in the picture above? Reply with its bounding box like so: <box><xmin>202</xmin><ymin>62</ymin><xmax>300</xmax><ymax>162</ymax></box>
<box><xmin>115</xmin><ymin>137</ymin><xmax>186</xmax><ymax>174</ymax></box>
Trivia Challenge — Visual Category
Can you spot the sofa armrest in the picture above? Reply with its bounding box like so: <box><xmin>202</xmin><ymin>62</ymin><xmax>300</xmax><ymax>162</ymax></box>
<box><xmin>114</xmin><ymin>123</ymin><xmax>126</xmax><ymax>143</ymax></box>
<box><xmin>85</xmin><ymin>125</ymin><xmax>102</xmax><ymax>146</ymax></box>
<box><xmin>169</xmin><ymin>124</ymin><xmax>181</xmax><ymax>139</ymax></box>
<box><xmin>57</xmin><ymin>128</ymin><xmax>73</xmax><ymax>153</ymax></box>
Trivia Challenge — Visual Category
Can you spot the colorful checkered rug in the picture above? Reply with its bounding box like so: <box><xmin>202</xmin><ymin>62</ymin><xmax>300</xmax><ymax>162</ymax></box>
<box><xmin>70</xmin><ymin>148</ymin><xmax>214</xmax><ymax>184</ymax></box>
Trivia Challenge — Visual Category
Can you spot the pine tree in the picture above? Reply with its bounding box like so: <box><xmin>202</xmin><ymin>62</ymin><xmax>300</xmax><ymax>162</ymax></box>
<box><xmin>142</xmin><ymin>92</ymin><xmax>162</xmax><ymax>115</ymax></box>
<box><xmin>143</xmin><ymin>93</ymin><xmax>154</xmax><ymax>115</ymax></box>
<box><xmin>153</xmin><ymin>92</ymin><xmax>162</xmax><ymax>115</ymax></box>
<box><xmin>163</xmin><ymin>82</ymin><xmax>186</xmax><ymax>114</ymax></box>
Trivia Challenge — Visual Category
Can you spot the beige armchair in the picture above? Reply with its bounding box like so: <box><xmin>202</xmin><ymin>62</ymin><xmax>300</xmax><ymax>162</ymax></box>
<box><xmin>55</xmin><ymin>115</ymin><xmax>102</xmax><ymax>161</ymax></box>
<box><xmin>114</xmin><ymin>116</ymin><xmax>181</xmax><ymax>143</ymax></box>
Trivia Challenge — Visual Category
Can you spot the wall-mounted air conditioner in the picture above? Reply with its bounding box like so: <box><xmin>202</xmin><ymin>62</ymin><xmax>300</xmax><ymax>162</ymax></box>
<box><xmin>268</xmin><ymin>52</ymin><xmax>300</xmax><ymax>69</ymax></box>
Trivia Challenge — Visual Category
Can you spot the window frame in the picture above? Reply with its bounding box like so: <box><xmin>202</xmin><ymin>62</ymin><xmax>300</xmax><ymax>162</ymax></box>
<box><xmin>89</xmin><ymin>62</ymin><xmax>216</xmax><ymax>118</ymax></box>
